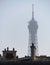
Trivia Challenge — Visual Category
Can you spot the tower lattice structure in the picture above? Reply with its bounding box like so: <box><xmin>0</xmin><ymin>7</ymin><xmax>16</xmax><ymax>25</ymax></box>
<box><xmin>28</xmin><ymin>4</ymin><xmax>38</xmax><ymax>56</ymax></box>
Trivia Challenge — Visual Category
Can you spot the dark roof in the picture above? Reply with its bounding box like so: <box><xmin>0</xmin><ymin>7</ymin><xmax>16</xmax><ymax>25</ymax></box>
<box><xmin>0</xmin><ymin>61</ymin><xmax>50</xmax><ymax>65</ymax></box>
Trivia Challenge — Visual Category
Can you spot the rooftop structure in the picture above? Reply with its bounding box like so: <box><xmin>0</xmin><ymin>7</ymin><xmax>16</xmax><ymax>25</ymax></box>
<box><xmin>2</xmin><ymin>47</ymin><xmax>17</xmax><ymax>61</ymax></box>
<box><xmin>0</xmin><ymin>44</ymin><xmax>50</xmax><ymax>62</ymax></box>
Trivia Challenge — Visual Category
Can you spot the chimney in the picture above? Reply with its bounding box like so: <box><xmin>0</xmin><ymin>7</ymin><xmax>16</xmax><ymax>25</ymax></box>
<box><xmin>7</xmin><ymin>47</ymin><xmax>9</xmax><ymax>51</ymax></box>
<box><xmin>13</xmin><ymin>48</ymin><xmax>15</xmax><ymax>51</ymax></box>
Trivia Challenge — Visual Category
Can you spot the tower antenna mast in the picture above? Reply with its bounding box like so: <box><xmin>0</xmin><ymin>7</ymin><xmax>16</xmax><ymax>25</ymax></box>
<box><xmin>28</xmin><ymin>3</ymin><xmax>38</xmax><ymax>56</ymax></box>
<box><xmin>32</xmin><ymin>4</ymin><xmax>34</xmax><ymax>20</ymax></box>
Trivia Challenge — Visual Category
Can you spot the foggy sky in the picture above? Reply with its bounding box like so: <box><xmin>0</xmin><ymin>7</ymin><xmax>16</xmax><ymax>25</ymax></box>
<box><xmin>0</xmin><ymin>0</ymin><xmax>50</xmax><ymax>57</ymax></box>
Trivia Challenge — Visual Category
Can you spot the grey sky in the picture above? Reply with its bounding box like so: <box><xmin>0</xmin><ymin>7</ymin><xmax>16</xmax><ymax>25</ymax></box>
<box><xmin>0</xmin><ymin>0</ymin><xmax>50</xmax><ymax>57</ymax></box>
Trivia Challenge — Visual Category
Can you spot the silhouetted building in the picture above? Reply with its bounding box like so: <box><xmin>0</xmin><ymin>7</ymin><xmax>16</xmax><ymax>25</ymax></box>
<box><xmin>31</xmin><ymin>43</ymin><xmax>36</xmax><ymax>60</ymax></box>
<box><xmin>0</xmin><ymin>43</ymin><xmax>50</xmax><ymax>62</ymax></box>
<box><xmin>0</xmin><ymin>4</ymin><xmax>50</xmax><ymax>65</ymax></box>
<box><xmin>2</xmin><ymin>47</ymin><xmax>17</xmax><ymax>61</ymax></box>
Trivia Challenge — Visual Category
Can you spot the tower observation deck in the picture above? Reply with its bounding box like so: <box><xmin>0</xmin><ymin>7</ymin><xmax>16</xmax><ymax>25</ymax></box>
<box><xmin>28</xmin><ymin>4</ymin><xmax>38</xmax><ymax>56</ymax></box>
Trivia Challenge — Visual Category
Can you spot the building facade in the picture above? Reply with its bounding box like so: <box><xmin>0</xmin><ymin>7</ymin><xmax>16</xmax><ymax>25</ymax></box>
<box><xmin>2</xmin><ymin>47</ymin><xmax>17</xmax><ymax>61</ymax></box>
